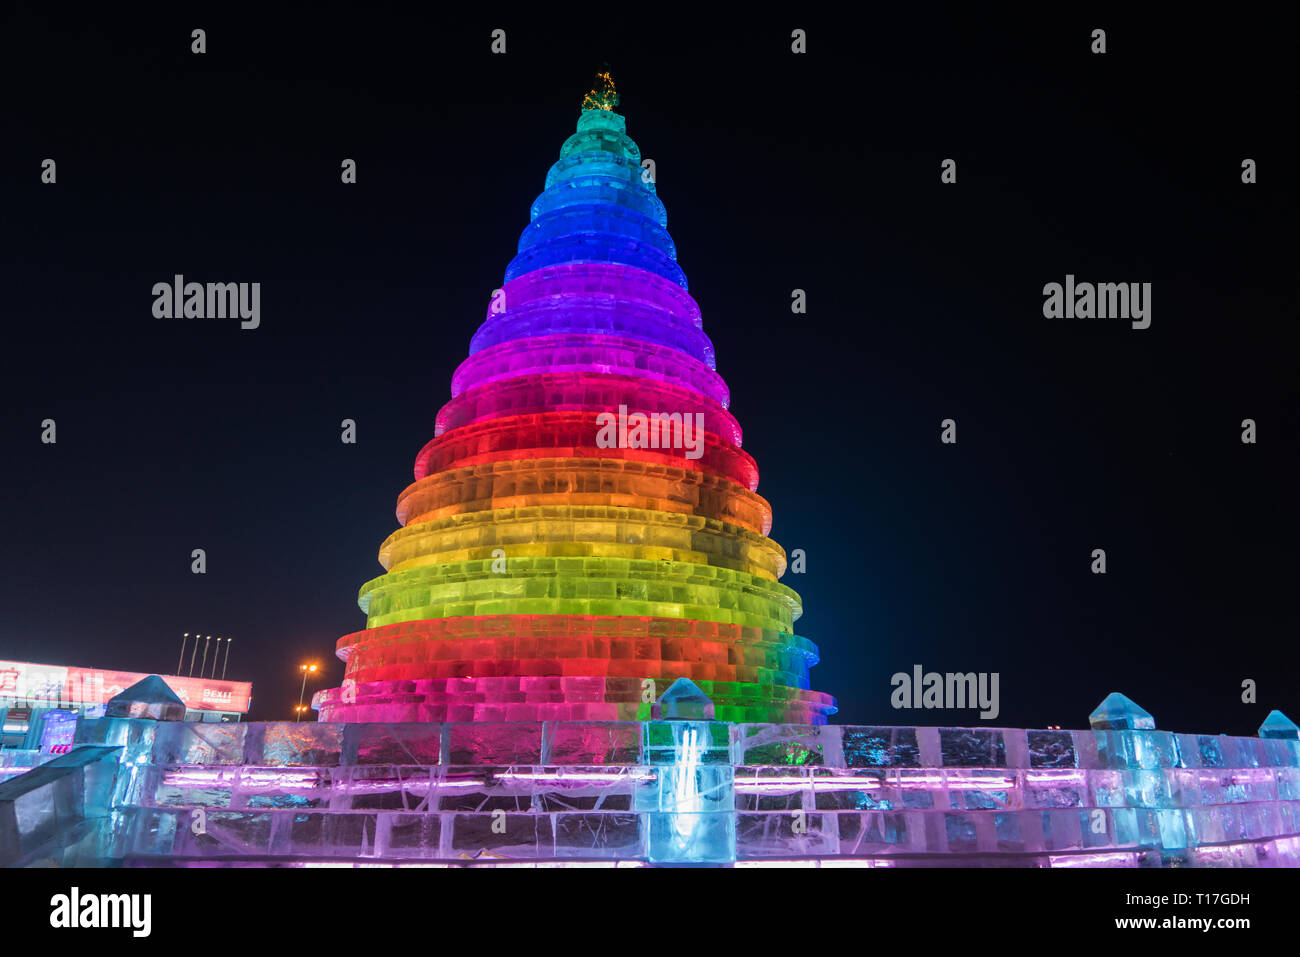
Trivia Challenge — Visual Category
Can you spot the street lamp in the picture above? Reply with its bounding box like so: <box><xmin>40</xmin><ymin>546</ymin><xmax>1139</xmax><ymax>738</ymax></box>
<box><xmin>296</xmin><ymin>664</ymin><xmax>319</xmax><ymax>721</ymax></box>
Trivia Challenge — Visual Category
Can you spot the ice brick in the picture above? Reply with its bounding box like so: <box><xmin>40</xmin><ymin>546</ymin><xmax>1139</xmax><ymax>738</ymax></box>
<box><xmin>940</xmin><ymin>728</ymin><xmax>1006</xmax><ymax>767</ymax></box>
<box><xmin>1093</xmin><ymin>730</ymin><xmax>1179</xmax><ymax>770</ymax></box>
<box><xmin>152</xmin><ymin>722</ymin><xmax>248</xmax><ymax>766</ymax></box>
<box><xmin>76</xmin><ymin>717</ymin><xmax>158</xmax><ymax>767</ymax></box>
<box><xmin>446</xmin><ymin>722</ymin><xmax>543</xmax><ymax>766</ymax></box>
<box><xmin>553</xmin><ymin>812</ymin><xmax>642</xmax><ymax>858</ymax></box>
<box><xmin>1263</xmin><ymin>737</ymin><xmax>1300</xmax><ymax>767</ymax></box>
<box><xmin>335</xmin><ymin>766</ymin><xmax>435</xmax><ymax>811</ymax></box>
<box><xmin>841</xmin><ymin>727</ymin><xmax>921</xmax><ymax>768</ymax></box>
<box><xmin>151</xmin><ymin>766</ymin><xmax>237</xmax><ymax>809</ymax></box>
<box><xmin>173</xmin><ymin>809</ymin><xmax>275</xmax><ymax>857</ymax></box>
<box><xmin>943</xmin><ymin>812</ymin><xmax>981</xmax><ymax>852</ymax></box>
<box><xmin>346</xmin><ymin>723</ymin><xmax>442</xmax><ymax>766</ymax></box>
<box><xmin>543</xmin><ymin>721</ymin><xmax>642</xmax><ymax>765</ymax></box>
<box><xmin>385</xmin><ymin>813</ymin><xmax>443</xmax><ymax>858</ymax></box>
<box><xmin>248</xmin><ymin>723</ymin><xmax>345</xmax><ymax>767</ymax></box>
<box><xmin>645</xmin><ymin>720</ymin><xmax>730</xmax><ymax>763</ymax></box>
<box><xmin>833</xmin><ymin>811</ymin><xmax>913</xmax><ymax>854</ymax></box>
<box><xmin>732</xmin><ymin>766</ymin><xmax>813</xmax><ymax>812</ymax></box>
<box><xmin>450</xmin><ymin>812</ymin><xmax>552</xmax><ymax>859</ymax></box>
<box><xmin>1027</xmin><ymin>729</ymin><xmax>1077</xmax><ymax>768</ymax></box>
<box><xmin>994</xmin><ymin>811</ymin><xmax>1032</xmax><ymax>853</ymax></box>
<box><xmin>647</xmin><ymin>809</ymin><xmax>735</xmax><ymax>862</ymax></box>
<box><xmin>810</xmin><ymin>769</ymin><xmax>890</xmax><ymax>812</ymax></box>
<box><xmin>734</xmin><ymin>724</ymin><xmax>838</xmax><ymax>766</ymax></box>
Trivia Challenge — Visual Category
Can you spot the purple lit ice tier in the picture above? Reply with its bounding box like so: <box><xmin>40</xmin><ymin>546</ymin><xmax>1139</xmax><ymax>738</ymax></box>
<box><xmin>19</xmin><ymin>716</ymin><xmax>1295</xmax><ymax>867</ymax></box>
<box><xmin>434</xmin><ymin>372</ymin><xmax>741</xmax><ymax>446</ymax></box>
<box><xmin>312</xmin><ymin>103</ymin><xmax>834</xmax><ymax>726</ymax></box>
<box><xmin>451</xmin><ymin>334</ymin><xmax>729</xmax><ymax>408</ymax></box>
<box><xmin>471</xmin><ymin>263</ymin><xmax>714</xmax><ymax>366</ymax></box>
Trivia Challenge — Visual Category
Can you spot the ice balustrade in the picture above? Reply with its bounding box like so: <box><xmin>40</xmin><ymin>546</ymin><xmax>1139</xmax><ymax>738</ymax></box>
<box><xmin>48</xmin><ymin>705</ymin><xmax>1299</xmax><ymax>866</ymax></box>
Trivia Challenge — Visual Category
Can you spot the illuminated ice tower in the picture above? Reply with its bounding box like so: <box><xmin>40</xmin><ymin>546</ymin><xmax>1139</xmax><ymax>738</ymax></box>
<box><xmin>314</xmin><ymin>73</ymin><xmax>836</xmax><ymax>725</ymax></box>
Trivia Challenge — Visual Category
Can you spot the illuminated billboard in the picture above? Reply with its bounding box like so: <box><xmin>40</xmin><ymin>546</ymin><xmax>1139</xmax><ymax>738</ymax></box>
<box><xmin>0</xmin><ymin>660</ymin><xmax>252</xmax><ymax>713</ymax></box>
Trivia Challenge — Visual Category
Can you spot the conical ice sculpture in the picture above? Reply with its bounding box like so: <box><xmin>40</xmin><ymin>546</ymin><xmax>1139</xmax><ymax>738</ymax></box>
<box><xmin>314</xmin><ymin>75</ymin><xmax>836</xmax><ymax>725</ymax></box>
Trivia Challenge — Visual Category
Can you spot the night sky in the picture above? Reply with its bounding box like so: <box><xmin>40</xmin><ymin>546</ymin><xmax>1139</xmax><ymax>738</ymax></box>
<box><xmin>0</xmin><ymin>7</ymin><xmax>1293</xmax><ymax>735</ymax></box>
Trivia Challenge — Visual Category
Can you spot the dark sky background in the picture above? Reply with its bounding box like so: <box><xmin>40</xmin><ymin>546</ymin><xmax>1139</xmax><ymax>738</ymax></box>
<box><xmin>0</xmin><ymin>6</ymin><xmax>1294</xmax><ymax>734</ymax></box>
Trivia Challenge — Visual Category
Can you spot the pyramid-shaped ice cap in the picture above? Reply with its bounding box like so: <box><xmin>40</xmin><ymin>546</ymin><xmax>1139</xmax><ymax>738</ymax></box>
<box><xmin>105</xmin><ymin>675</ymin><xmax>187</xmax><ymax>721</ymax></box>
<box><xmin>1258</xmin><ymin>709</ymin><xmax>1299</xmax><ymax>740</ymax></box>
<box><xmin>1089</xmin><ymin>691</ymin><xmax>1155</xmax><ymax>731</ymax></box>
<box><xmin>653</xmin><ymin>677</ymin><xmax>715</xmax><ymax>720</ymax></box>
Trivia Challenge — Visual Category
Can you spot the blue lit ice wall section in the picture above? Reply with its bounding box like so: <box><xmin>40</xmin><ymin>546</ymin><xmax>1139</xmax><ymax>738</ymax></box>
<box><xmin>637</xmin><ymin>722</ymin><xmax>736</xmax><ymax>864</ymax></box>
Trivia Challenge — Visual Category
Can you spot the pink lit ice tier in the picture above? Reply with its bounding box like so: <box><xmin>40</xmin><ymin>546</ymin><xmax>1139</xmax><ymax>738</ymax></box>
<box><xmin>313</xmin><ymin>104</ymin><xmax>836</xmax><ymax>724</ymax></box>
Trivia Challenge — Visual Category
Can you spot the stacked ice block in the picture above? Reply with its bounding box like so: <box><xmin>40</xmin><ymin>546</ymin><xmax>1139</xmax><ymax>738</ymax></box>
<box><xmin>312</xmin><ymin>99</ymin><xmax>835</xmax><ymax>724</ymax></box>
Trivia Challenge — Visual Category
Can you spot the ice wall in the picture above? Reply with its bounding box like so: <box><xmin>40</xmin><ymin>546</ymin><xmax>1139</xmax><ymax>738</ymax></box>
<box><xmin>43</xmin><ymin>718</ymin><xmax>1300</xmax><ymax>867</ymax></box>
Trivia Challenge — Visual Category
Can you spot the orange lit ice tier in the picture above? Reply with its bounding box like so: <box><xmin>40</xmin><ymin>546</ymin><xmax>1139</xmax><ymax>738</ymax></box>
<box><xmin>313</xmin><ymin>105</ymin><xmax>836</xmax><ymax>724</ymax></box>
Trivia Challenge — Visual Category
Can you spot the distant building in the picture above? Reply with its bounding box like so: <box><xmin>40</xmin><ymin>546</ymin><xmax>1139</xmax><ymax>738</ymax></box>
<box><xmin>0</xmin><ymin>659</ymin><xmax>252</xmax><ymax>748</ymax></box>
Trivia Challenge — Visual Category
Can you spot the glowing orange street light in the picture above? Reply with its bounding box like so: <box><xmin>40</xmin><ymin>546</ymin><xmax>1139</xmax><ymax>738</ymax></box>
<box><xmin>297</xmin><ymin>663</ymin><xmax>319</xmax><ymax>721</ymax></box>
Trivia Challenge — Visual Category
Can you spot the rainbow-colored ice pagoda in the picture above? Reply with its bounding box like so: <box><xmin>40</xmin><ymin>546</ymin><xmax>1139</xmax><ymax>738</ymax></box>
<box><xmin>313</xmin><ymin>73</ymin><xmax>836</xmax><ymax>726</ymax></box>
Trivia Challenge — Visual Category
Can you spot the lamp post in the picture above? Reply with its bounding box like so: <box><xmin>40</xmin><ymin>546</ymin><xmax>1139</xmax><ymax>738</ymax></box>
<box><xmin>296</xmin><ymin>664</ymin><xmax>318</xmax><ymax>722</ymax></box>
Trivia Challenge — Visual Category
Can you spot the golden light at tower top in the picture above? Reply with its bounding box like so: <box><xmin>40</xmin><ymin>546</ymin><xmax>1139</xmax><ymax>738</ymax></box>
<box><xmin>581</xmin><ymin>70</ymin><xmax>618</xmax><ymax>111</ymax></box>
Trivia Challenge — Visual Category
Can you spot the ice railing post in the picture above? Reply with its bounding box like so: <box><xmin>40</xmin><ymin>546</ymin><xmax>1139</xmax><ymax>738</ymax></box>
<box><xmin>638</xmin><ymin>679</ymin><xmax>734</xmax><ymax>864</ymax></box>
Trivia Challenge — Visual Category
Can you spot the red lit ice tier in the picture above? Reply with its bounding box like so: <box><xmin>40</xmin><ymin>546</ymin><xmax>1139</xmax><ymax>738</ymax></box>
<box><xmin>314</xmin><ymin>105</ymin><xmax>836</xmax><ymax>725</ymax></box>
